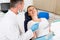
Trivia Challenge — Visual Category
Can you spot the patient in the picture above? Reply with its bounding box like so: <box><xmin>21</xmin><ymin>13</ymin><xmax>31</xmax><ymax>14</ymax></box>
<box><xmin>27</xmin><ymin>5</ymin><xmax>50</xmax><ymax>40</ymax></box>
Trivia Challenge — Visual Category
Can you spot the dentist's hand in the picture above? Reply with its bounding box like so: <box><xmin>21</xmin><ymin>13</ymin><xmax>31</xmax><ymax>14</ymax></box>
<box><xmin>31</xmin><ymin>23</ymin><xmax>39</xmax><ymax>32</ymax></box>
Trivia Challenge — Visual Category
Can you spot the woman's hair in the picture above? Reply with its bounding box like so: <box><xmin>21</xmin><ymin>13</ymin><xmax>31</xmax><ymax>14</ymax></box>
<box><xmin>26</xmin><ymin>5</ymin><xmax>36</xmax><ymax>19</ymax></box>
<box><xmin>27</xmin><ymin>5</ymin><xmax>37</xmax><ymax>12</ymax></box>
<box><xmin>24</xmin><ymin>5</ymin><xmax>37</xmax><ymax>32</ymax></box>
<box><xmin>27</xmin><ymin>5</ymin><xmax>37</xmax><ymax>17</ymax></box>
<box><xmin>24</xmin><ymin>5</ymin><xmax>36</xmax><ymax>32</ymax></box>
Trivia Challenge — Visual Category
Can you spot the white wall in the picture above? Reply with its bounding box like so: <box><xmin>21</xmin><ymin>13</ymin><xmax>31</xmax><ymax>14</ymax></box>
<box><xmin>24</xmin><ymin>0</ymin><xmax>33</xmax><ymax>11</ymax></box>
<box><xmin>0</xmin><ymin>0</ymin><xmax>10</xmax><ymax>3</ymax></box>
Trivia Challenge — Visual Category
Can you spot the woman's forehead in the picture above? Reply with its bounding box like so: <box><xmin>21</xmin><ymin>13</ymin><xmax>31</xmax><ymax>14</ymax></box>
<box><xmin>28</xmin><ymin>7</ymin><xmax>35</xmax><ymax>10</ymax></box>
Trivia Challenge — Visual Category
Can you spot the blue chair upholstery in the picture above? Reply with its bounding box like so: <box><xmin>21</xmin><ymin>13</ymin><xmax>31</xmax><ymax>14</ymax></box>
<box><xmin>38</xmin><ymin>12</ymin><xmax>49</xmax><ymax>20</ymax></box>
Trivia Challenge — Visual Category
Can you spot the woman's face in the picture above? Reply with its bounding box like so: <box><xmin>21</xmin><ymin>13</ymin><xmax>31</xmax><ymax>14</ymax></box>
<box><xmin>28</xmin><ymin>6</ymin><xmax>37</xmax><ymax>17</ymax></box>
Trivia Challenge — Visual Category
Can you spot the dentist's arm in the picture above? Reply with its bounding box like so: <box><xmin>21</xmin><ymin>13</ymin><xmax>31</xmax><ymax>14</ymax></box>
<box><xmin>5</xmin><ymin>23</ymin><xmax>39</xmax><ymax>40</ymax></box>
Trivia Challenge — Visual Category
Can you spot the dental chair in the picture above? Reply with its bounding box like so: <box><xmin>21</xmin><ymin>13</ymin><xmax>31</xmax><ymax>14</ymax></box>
<box><xmin>24</xmin><ymin>11</ymin><xmax>49</xmax><ymax>32</ymax></box>
<box><xmin>24</xmin><ymin>11</ymin><xmax>54</xmax><ymax>40</ymax></box>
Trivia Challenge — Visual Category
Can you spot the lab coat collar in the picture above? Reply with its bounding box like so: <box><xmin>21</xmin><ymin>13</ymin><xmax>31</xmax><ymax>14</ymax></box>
<box><xmin>8</xmin><ymin>10</ymin><xmax>17</xmax><ymax>17</ymax></box>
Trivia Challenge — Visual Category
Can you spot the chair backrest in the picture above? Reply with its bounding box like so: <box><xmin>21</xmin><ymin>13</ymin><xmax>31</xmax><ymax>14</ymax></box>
<box><xmin>38</xmin><ymin>12</ymin><xmax>49</xmax><ymax>20</ymax></box>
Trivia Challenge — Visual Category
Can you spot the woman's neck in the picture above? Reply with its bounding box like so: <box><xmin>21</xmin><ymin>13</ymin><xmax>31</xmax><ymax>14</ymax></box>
<box><xmin>32</xmin><ymin>16</ymin><xmax>40</xmax><ymax>22</ymax></box>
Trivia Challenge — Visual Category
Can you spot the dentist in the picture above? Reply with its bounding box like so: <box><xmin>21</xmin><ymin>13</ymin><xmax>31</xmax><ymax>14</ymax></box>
<box><xmin>0</xmin><ymin>0</ymin><xmax>39</xmax><ymax>40</ymax></box>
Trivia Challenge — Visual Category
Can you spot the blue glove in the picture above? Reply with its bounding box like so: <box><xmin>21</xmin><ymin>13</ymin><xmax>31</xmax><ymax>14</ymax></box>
<box><xmin>31</xmin><ymin>23</ymin><xmax>39</xmax><ymax>32</ymax></box>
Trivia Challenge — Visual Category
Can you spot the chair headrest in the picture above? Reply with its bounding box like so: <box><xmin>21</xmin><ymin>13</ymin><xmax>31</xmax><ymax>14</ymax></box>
<box><xmin>38</xmin><ymin>12</ymin><xmax>49</xmax><ymax>20</ymax></box>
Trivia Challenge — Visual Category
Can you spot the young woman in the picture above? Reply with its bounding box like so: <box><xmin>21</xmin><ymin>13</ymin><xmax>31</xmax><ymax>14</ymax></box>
<box><xmin>27</xmin><ymin>5</ymin><xmax>52</xmax><ymax>40</ymax></box>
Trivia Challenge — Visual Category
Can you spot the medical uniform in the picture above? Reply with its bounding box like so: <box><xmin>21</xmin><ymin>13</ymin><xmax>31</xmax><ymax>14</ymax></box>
<box><xmin>27</xmin><ymin>18</ymin><xmax>49</xmax><ymax>40</ymax></box>
<box><xmin>17</xmin><ymin>11</ymin><xmax>25</xmax><ymax>34</ymax></box>
<box><xmin>0</xmin><ymin>10</ymin><xmax>33</xmax><ymax>40</ymax></box>
<box><xmin>51</xmin><ymin>21</ymin><xmax>60</xmax><ymax>40</ymax></box>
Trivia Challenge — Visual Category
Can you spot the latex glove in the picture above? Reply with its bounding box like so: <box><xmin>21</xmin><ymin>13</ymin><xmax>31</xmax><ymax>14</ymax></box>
<box><xmin>31</xmin><ymin>23</ymin><xmax>39</xmax><ymax>32</ymax></box>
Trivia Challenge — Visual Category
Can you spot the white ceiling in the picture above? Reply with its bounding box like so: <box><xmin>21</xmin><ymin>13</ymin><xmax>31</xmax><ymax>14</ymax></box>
<box><xmin>0</xmin><ymin>0</ymin><xmax>10</xmax><ymax>3</ymax></box>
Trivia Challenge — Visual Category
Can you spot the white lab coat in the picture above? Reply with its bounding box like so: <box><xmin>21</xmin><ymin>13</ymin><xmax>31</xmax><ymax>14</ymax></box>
<box><xmin>0</xmin><ymin>10</ymin><xmax>33</xmax><ymax>40</ymax></box>
<box><xmin>51</xmin><ymin>22</ymin><xmax>60</xmax><ymax>40</ymax></box>
<box><xmin>17</xmin><ymin>11</ymin><xmax>25</xmax><ymax>34</ymax></box>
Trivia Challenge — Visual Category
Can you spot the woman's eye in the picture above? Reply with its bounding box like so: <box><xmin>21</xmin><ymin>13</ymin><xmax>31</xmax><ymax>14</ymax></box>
<box><xmin>29</xmin><ymin>10</ymin><xmax>32</xmax><ymax>11</ymax></box>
